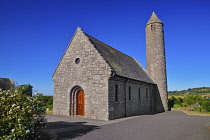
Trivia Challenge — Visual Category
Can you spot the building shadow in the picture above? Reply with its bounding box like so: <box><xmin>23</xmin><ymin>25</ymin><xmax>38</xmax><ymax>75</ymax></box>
<box><xmin>43</xmin><ymin>121</ymin><xmax>100</xmax><ymax>139</ymax></box>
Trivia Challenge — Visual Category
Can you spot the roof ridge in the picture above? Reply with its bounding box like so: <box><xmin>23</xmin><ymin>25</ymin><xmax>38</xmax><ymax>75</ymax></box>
<box><xmin>133</xmin><ymin>58</ymin><xmax>155</xmax><ymax>84</ymax></box>
<box><xmin>84</xmin><ymin>33</ymin><xmax>134</xmax><ymax>59</ymax></box>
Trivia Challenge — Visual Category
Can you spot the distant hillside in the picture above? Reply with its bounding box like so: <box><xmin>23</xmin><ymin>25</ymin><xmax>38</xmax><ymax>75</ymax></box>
<box><xmin>168</xmin><ymin>87</ymin><xmax>210</xmax><ymax>96</ymax></box>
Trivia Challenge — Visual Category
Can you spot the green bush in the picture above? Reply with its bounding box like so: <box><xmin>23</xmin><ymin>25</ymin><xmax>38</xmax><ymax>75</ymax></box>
<box><xmin>173</xmin><ymin>104</ymin><xmax>182</xmax><ymax>108</ymax></box>
<box><xmin>0</xmin><ymin>88</ymin><xmax>46</xmax><ymax>140</ymax></box>
<box><xmin>16</xmin><ymin>84</ymin><xmax>33</xmax><ymax>96</ymax></box>
<box><xmin>39</xmin><ymin>96</ymin><xmax>53</xmax><ymax>111</ymax></box>
<box><xmin>46</xmin><ymin>105</ymin><xmax>53</xmax><ymax>111</ymax></box>
<box><xmin>202</xmin><ymin>99</ymin><xmax>210</xmax><ymax>112</ymax></box>
<box><xmin>193</xmin><ymin>106</ymin><xmax>202</xmax><ymax>112</ymax></box>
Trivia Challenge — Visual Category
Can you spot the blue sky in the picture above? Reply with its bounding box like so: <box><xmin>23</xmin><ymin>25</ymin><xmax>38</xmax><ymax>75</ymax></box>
<box><xmin>1</xmin><ymin>0</ymin><xmax>210</xmax><ymax>96</ymax></box>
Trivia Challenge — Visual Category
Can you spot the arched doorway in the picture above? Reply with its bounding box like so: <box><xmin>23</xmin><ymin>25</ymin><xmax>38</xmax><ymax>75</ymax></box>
<box><xmin>69</xmin><ymin>86</ymin><xmax>85</xmax><ymax>116</ymax></box>
<box><xmin>77</xmin><ymin>90</ymin><xmax>84</xmax><ymax>115</ymax></box>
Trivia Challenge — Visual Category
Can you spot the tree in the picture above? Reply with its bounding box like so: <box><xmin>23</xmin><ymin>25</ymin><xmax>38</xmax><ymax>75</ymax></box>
<box><xmin>17</xmin><ymin>84</ymin><xmax>33</xmax><ymax>96</ymax></box>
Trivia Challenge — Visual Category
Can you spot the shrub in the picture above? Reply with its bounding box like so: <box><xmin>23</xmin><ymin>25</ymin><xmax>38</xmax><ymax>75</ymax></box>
<box><xmin>38</xmin><ymin>96</ymin><xmax>53</xmax><ymax>111</ymax></box>
<box><xmin>202</xmin><ymin>99</ymin><xmax>210</xmax><ymax>112</ymax></box>
<box><xmin>0</xmin><ymin>88</ymin><xmax>46</xmax><ymax>140</ymax></box>
<box><xmin>16</xmin><ymin>84</ymin><xmax>33</xmax><ymax>96</ymax></box>
<box><xmin>173</xmin><ymin>104</ymin><xmax>182</xmax><ymax>108</ymax></box>
<box><xmin>193</xmin><ymin>106</ymin><xmax>202</xmax><ymax>112</ymax></box>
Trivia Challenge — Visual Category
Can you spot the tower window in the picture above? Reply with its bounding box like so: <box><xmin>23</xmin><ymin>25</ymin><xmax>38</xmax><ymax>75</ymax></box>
<box><xmin>115</xmin><ymin>84</ymin><xmax>118</xmax><ymax>101</ymax></box>
<box><xmin>138</xmin><ymin>87</ymin><xmax>141</xmax><ymax>100</ymax></box>
<box><xmin>129</xmin><ymin>86</ymin><xmax>131</xmax><ymax>100</ymax></box>
<box><xmin>151</xmin><ymin>24</ymin><xmax>153</xmax><ymax>30</ymax></box>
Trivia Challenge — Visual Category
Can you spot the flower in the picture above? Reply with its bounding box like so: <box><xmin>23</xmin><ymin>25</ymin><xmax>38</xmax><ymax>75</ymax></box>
<box><xmin>26</xmin><ymin>130</ymin><xmax>30</xmax><ymax>133</ymax></box>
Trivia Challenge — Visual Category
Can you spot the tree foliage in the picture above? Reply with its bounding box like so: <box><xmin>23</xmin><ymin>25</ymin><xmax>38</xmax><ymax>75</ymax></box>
<box><xmin>16</xmin><ymin>84</ymin><xmax>33</xmax><ymax>96</ymax></box>
<box><xmin>168</xmin><ymin>87</ymin><xmax>210</xmax><ymax>96</ymax></box>
<box><xmin>38</xmin><ymin>96</ymin><xmax>53</xmax><ymax>110</ymax></box>
<box><xmin>169</xmin><ymin>95</ymin><xmax>210</xmax><ymax>112</ymax></box>
<box><xmin>202</xmin><ymin>99</ymin><xmax>210</xmax><ymax>112</ymax></box>
<box><xmin>0</xmin><ymin>87</ymin><xmax>46</xmax><ymax>140</ymax></box>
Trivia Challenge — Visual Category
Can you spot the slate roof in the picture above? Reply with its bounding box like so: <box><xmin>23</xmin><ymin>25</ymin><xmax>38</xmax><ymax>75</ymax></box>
<box><xmin>85</xmin><ymin>33</ymin><xmax>155</xmax><ymax>84</ymax></box>
<box><xmin>0</xmin><ymin>78</ymin><xmax>15</xmax><ymax>90</ymax></box>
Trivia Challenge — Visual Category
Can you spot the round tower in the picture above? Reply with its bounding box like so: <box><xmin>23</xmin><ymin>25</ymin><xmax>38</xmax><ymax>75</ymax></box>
<box><xmin>145</xmin><ymin>12</ymin><xmax>168</xmax><ymax>111</ymax></box>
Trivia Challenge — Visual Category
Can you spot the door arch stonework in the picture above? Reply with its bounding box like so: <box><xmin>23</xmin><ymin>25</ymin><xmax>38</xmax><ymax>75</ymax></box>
<box><xmin>69</xmin><ymin>86</ymin><xmax>84</xmax><ymax>116</ymax></box>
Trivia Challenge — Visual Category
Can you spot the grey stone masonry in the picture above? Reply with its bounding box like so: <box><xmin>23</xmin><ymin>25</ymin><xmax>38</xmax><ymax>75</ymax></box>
<box><xmin>53</xmin><ymin>28</ymin><xmax>112</xmax><ymax>120</ymax></box>
<box><xmin>146</xmin><ymin>12</ymin><xmax>168</xmax><ymax>111</ymax></box>
<box><xmin>108</xmin><ymin>76</ymin><xmax>156</xmax><ymax>120</ymax></box>
<box><xmin>53</xmin><ymin>12</ymin><xmax>168</xmax><ymax>120</ymax></box>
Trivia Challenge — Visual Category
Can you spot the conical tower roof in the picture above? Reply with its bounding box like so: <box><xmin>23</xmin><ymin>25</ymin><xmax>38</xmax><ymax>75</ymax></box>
<box><xmin>146</xmin><ymin>12</ymin><xmax>163</xmax><ymax>25</ymax></box>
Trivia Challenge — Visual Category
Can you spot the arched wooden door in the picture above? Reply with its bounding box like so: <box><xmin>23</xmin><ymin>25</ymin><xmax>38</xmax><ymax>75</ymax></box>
<box><xmin>77</xmin><ymin>90</ymin><xmax>84</xmax><ymax>115</ymax></box>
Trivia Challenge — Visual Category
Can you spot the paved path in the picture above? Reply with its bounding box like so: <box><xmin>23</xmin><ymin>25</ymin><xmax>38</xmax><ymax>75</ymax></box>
<box><xmin>44</xmin><ymin>111</ymin><xmax>210</xmax><ymax>140</ymax></box>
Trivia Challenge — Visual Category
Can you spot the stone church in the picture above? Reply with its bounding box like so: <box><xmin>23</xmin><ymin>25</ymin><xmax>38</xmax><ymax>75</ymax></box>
<box><xmin>53</xmin><ymin>12</ymin><xmax>168</xmax><ymax>120</ymax></box>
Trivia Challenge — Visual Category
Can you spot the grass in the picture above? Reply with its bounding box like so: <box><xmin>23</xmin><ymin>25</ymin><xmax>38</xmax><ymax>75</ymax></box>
<box><xmin>173</xmin><ymin>109</ymin><xmax>210</xmax><ymax>116</ymax></box>
<box><xmin>46</xmin><ymin>110</ymin><xmax>53</xmax><ymax>115</ymax></box>
<box><xmin>168</xmin><ymin>95</ymin><xmax>185</xmax><ymax>99</ymax></box>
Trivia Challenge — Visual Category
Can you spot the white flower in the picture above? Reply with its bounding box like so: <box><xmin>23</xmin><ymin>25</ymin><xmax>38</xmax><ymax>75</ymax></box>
<box><xmin>26</xmin><ymin>130</ymin><xmax>30</xmax><ymax>133</ymax></box>
<box><xmin>11</xmin><ymin>129</ymin><xmax>15</xmax><ymax>132</ymax></box>
<box><xmin>9</xmin><ymin>109</ymin><xmax>12</xmax><ymax>114</ymax></box>
<box><xmin>12</xmin><ymin>104</ymin><xmax>16</xmax><ymax>107</ymax></box>
<box><xmin>17</xmin><ymin>106</ymin><xmax>20</xmax><ymax>109</ymax></box>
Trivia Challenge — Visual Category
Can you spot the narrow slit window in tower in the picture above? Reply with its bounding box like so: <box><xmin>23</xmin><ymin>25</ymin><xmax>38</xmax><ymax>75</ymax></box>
<box><xmin>151</xmin><ymin>24</ymin><xmax>153</xmax><ymax>30</ymax></box>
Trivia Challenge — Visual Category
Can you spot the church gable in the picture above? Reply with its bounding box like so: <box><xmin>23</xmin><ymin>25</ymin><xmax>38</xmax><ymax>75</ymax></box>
<box><xmin>52</xmin><ymin>28</ymin><xmax>112</xmax><ymax>120</ymax></box>
<box><xmin>53</xmin><ymin>27</ymin><xmax>112</xmax><ymax>80</ymax></box>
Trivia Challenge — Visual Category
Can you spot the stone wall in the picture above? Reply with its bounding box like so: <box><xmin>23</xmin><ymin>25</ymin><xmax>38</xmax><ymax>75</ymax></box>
<box><xmin>146</xmin><ymin>15</ymin><xmax>168</xmax><ymax>112</ymax></box>
<box><xmin>108</xmin><ymin>76</ymin><xmax>156</xmax><ymax>120</ymax></box>
<box><xmin>53</xmin><ymin>28</ymin><xmax>112</xmax><ymax>120</ymax></box>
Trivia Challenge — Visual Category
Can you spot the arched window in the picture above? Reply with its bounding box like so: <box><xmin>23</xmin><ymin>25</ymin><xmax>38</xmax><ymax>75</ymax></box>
<box><xmin>146</xmin><ymin>88</ymin><xmax>148</xmax><ymax>99</ymax></box>
<box><xmin>129</xmin><ymin>86</ymin><xmax>131</xmax><ymax>100</ymax></box>
<box><xmin>115</xmin><ymin>84</ymin><xmax>118</xmax><ymax>101</ymax></box>
<box><xmin>138</xmin><ymin>87</ymin><xmax>141</xmax><ymax>100</ymax></box>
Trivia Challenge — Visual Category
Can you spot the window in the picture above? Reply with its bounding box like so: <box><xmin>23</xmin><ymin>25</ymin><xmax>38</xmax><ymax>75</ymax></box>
<box><xmin>75</xmin><ymin>58</ymin><xmax>80</xmax><ymax>64</ymax></box>
<box><xmin>115</xmin><ymin>84</ymin><xmax>118</xmax><ymax>101</ymax></box>
<box><xmin>138</xmin><ymin>87</ymin><xmax>141</xmax><ymax>100</ymax></box>
<box><xmin>129</xmin><ymin>86</ymin><xmax>131</xmax><ymax>100</ymax></box>
<box><xmin>151</xmin><ymin>24</ymin><xmax>153</xmax><ymax>30</ymax></box>
<box><xmin>146</xmin><ymin>88</ymin><xmax>148</xmax><ymax>99</ymax></box>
